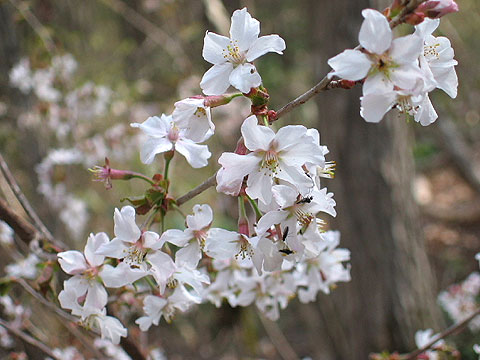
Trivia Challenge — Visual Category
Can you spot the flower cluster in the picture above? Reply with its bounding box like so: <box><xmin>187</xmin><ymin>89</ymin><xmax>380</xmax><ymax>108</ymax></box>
<box><xmin>328</xmin><ymin>10</ymin><xmax>458</xmax><ymax>125</ymax></box>
<box><xmin>52</xmin><ymin>1</ymin><xmax>460</xmax><ymax>351</ymax></box>
<box><xmin>53</xmin><ymin>7</ymin><xmax>352</xmax><ymax>343</ymax></box>
<box><xmin>438</xmin><ymin>271</ymin><xmax>480</xmax><ymax>331</ymax></box>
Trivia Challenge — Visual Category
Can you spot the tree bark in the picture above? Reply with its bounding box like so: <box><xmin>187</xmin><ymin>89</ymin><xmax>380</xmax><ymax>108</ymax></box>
<box><xmin>296</xmin><ymin>0</ymin><xmax>444</xmax><ymax>358</ymax></box>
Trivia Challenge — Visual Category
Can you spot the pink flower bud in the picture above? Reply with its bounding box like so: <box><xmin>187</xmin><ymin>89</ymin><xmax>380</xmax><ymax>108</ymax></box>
<box><xmin>416</xmin><ymin>0</ymin><xmax>459</xmax><ymax>19</ymax></box>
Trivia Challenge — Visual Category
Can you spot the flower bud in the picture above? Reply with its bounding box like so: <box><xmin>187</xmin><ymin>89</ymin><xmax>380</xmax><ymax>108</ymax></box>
<box><xmin>416</xmin><ymin>0</ymin><xmax>458</xmax><ymax>19</ymax></box>
<box><xmin>89</xmin><ymin>158</ymin><xmax>136</xmax><ymax>189</ymax></box>
<box><xmin>405</xmin><ymin>12</ymin><xmax>425</xmax><ymax>25</ymax></box>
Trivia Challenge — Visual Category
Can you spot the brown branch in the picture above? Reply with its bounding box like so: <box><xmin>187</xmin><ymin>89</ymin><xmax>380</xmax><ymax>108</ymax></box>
<box><xmin>274</xmin><ymin>75</ymin><xmax>334</xmax><ymax>121</ymax></box>
<box><xmin>401</xmin><ymin>307</ymin><xmax>480</xmax><ymax>359</ymax></box>
<box><xmin>0</xmin><ymin>197</ymin><xmax>38</xmax><ymax>244</ymax></box>
<box><xmin>8</xmin><ymin>0</ymin><xmax>56</xmax><ymax>55</ymax></box>
<box><xmin>0</xmin><ymin>317</ymin><xmax>59</xmax><ymax>359</ymax></box>
<box><xmin>274</xmin><ymin>0</ymin><xmax>429</xmax><ymax>121</ymax></box>
<box><xmin>15</xmin><ymin>279</ymin><xmax>106</xmax><ymax>359</ymax></box>
<box><xmin>0</xmin><ymin>153</ymin><xmax>59</xmax><ymax>247</ymax></box>
<box><xmin>99</xmin><ymin>0</ymin><xmax>190</xmax><ymax>72</ymax></box>
<box><xmin>176</xmin><ymin>174</ymin><xmax>217</xmax><ymax>206</ymax></box>
<box><xmin>389</xmin><ymin>0</ymin><xmax>428</xmax><ymax>29</ymax></box>
<box><xmin>257</xmin><ymin>311</ymin><xmax>299</xmax><ymax>360</ymax></box>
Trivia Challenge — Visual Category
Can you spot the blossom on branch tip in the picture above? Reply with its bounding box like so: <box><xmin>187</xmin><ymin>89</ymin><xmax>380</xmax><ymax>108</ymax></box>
<box><xmin>416</xmin><ymin>0</ymin><xmax>459</xmax><ymax>19</ymax></box>
<box><xmin>200</xmin><ymin>7</ymin><xmax>286</xmax><ymax>95</ymax></box>
<box><xmin>328</xmin><ymin>9</ymin><xmax>425</xmax><ymax>95</ymax></box>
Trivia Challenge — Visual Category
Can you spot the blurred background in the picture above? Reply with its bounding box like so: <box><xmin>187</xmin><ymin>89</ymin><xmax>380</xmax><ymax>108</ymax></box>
<box><xmin>0</xmin><ymin>0</ymin><xmax>479</xmax><ymax>359</ymax></box>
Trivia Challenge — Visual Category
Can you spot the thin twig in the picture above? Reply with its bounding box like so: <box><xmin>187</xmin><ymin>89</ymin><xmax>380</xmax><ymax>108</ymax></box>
<box><xmin>15</xmin><ymin>279</ymin><xmax>106</xmax><ymax>359</ymax></box>
<box><xmin>0</xmin><ymin>317</ymin><xmax>59</xmax><ymax>359</ymax></box>
<box><xmin>0</xmin><ymin>197</ymin><xmax>38</xmax><ymax>244</ymax></box>
<box><xmin>176</xmin><ymin>174</ymin><xmax>216</xmax><ymax>206</ymax></box>
<box><xmin>402</xmin><ymin>307</ymin><xmax>480</xmax><ymax>359</ymax></box>
<box><xmin>274</xmin><ymin>75</ymin><xmax>333</xmax><ymax>121</ymax></box>
<box><xmin>8</xmin><ymin>0</ymin><xmax>56</xmax><ymax>56</ymax></box>
<box><xmin>169</xmin><ymin>0</ymin><xmax>431</xmax><ymax>206</ymax></box>
<box><xmin>99</xmin><ymin>0</ymin><xmax>190</xmax><ymax>72</ymax></box>
<box><xmin>274</xmin><ymin>0</ymin><xmax>428</xmax><ymax>121</ymax></box>
<box><xmin>0</xmin><ymin>153</ymin><xmax>60</xmax><ymax>247</ymax></box>
<box><xmin>389</xmin><ymin>0</ymin><xmax>427</xmax><ymax>29</ymax></box>
<box><xmin>257</xmin><ymin>310</ymin><xmax>299</xmax><ymax>360</ymax></box>
<box><xmin>16</xmin><ymin>279</ymin><xmax>78</xmax><ymax>323</ymax></box>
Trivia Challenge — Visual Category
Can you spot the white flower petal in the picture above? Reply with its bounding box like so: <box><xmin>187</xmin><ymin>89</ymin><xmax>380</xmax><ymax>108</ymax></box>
<box><xmin>228</xmin><ymin>63</ymin><xmax>262</xmax><ymax>94</ymax></box>
<box><xmin>390</xmin><ymin>34</ymin><xmax>424</xmax><ymax>64</ymax></box>
<box><xmin>83</xmin><ymin>282</ymin><xmax>108</xmax><ymax>316</ymax></box>
<box><xmin>432</xmin><ymin>65</ymin><xmax>458</xmax><ymax>98</ymax></box>
<box><xmin>204</xmin><ymin>228</ymin><xmax>240</xmax><ymax>260</ymax></box>
<box><xmin>202</xmin><ymin>31</ymin><xmax>231</xmax><ymax>65</ymax></box>
<box><xmin>130</xmin><ymin>116</ymin><xmax>169</xmax><ymax>138</ymax></box>
<box><xmin>100</xmin><ymin>263</ymin><xmax>147</xmax><ymax>288</ymax></box>
<box><xmin>95</xmin><ymin>238</ymin><xmax>129</xmax><ymax>259</ymax></box>
<box><xmin>147</xmin><ymin>251</ymin><xmax>176</xmax><ymax>294</ymax></box>
<box><xmin>241</xmin><ymin>115</ymin><xmax>275</xmax><ymax>151</ymax></box>
<box><xmin>175</xmin><ymin>242</ymin><xmax>202</xmax><ymax>268</ymax></box>
<box><xmin>187</xmin><ymin>204</ymin><xmax>213</xmax><ymax>230</ymax></box>
<box><xmin>359</xmin><ymin>9</ymin><xmax>392</xmax><ymax>54</ymax></box>
<box><xmin>84</xmin><ymin>232</ymin><xmax>109</xmax><ymax>268</ymax></box>
<box><xmin>414</xmin><ymin>94</ymin><xmax>438</xmax><ymax>126</ymax></box>
<box><xmin>246</xmin><ymin>34</ymin><xmax>286</xmax><ymax>62</ymax></box>
<box><xmin>139</xmin><ymin>137</ymin><xmax>173</xmax><ymax>164</ymax></box>
<box><xmin>200</xmin><ymin>63</ymin><xmax>234</xmax><ymax>95</ymax></box>
<box><xmin>363</xmin><ymin>72</ymin><xmax>394</xmax><ymax>95</ymax></box>
<box><xmin>256</xmin><ymin>210</ymin><xmax>289</xmax><ymax>236</ymax></box>
<box><xmin>175</xmin><ymin>139</ymin><xmax>211</xmax><ymax>168</ymax></box>
<box><xmin>57</xmin><ymin>251</ymin><xmax>88</xmax><ymax>275</ymax></box>
<box><xmin>229</xmin><ymin>8</ymin><xmax>260</xmax><ymax>52</ymax></box>
<box><xmin>143</xmin><ymin>231</ymin><xmax>163</xmax><ymax>250</ymax></box>
<box><xmin>246</xmin><ymin>169</ymin><xmax>273</xmax><ymax>204</ymax></box>
<box><xmin>327</xmin><ymin>49</ymin><xmax>372</xmax><ymax>81</ymax></box>
<box><xmin>114</xmin><ymin>206</ymin><xmax>141</xmax><ymax>243</ymax></box>
<box><xmin>96</xmin><ymin>315</ymin><xmax>127</xmax><ymax>345</ymax></box>
<box><xmin>160</xmin><ymin>229</ymin><xmax>192</xmax><ymax>247</ymax></box>
<box><xmin>272</xmin><ymin>185</ymin><xmax>298</xmax><ymax>209</ymax></box>
<box><xmin>217</xmin><ymin>153</ymin><xmax>259</xmax><ymax>195</ymax></box>
<box><xmin>415</xmin><ymin>18</ymin><xmax>440</xmax><ymax>38</ymax></box>
<box><xmin>360</xmin><ymin>91</ymin><xmax>397</xmax><ymax>123</ymax></box>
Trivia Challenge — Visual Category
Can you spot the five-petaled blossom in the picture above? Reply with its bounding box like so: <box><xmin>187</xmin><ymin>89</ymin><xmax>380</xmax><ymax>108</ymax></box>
<box><xmin>217</xmin><ymin>115</ymin><xmax>325</xmax><ymax>205</ymax></box>
<box><xmin>200</xmin><ymin>7</ymin><xmax>286</xmax><ymax>95</ymax></box>
<box><xmin>131</xmin><ymin>114</ymin><xmax>211</xmax><ymax>168</ymax></box>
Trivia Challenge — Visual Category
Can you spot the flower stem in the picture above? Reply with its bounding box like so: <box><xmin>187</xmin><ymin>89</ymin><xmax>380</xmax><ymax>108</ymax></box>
<box><xmin>262</xmin><ymin>115</ymin><xmax>269</xmax><ymax>127</ymax></box>
<box><xmin>238</xmin><ymin>196</ymin><xmax>247</xmax><ymax>219</ymax></box>
<box><xmin>164</xmin><ymin>153</ymin><xmax>173</xmax><ymax>181</ymax></box>
<box><xmin>246</xmin><ymin>195</ymin><xmax>262</xmax><ymax>220</ymax></box>
<box><xmin>130</xmin><ymin>173</ymin><xmax>155</xmax><ymax>185</ymax></box>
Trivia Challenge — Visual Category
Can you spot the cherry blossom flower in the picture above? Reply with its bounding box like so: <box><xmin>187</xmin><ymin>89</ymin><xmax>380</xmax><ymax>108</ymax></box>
<box><xmin>96</xmin><ymin>206</ymin><xmax>169</xmax><ymax>288</ymax></box>
<box><xmin>172</xmin><ymin>97</ymin><xmax>214</xmax><ymax>142</ymax></box>
<box><xmin>57</xmin><ymin>232</ymin><xmax>109</xmax><ymax>318</ymax></box>
<box><xmin>131</xmin><ymin>114</ymin><xmax>211</xmax><ymax>168</ymax></box>
<box><xmin>414</xmin><ymin>329</ymin><xmax>445</xmax><ymax>359</ymax></box>
<box><xmin>200</xmin><ymin>8</ymin><xmax>285</xmax><ymax>95</ymax></box>
<box><xmin>328</xmin><ymin>9</ymin><xmax>425</xmax><ymax>95</ymax></box>
<box><xmin>82</xmin><ymin>309</ymin><xmax>127</xmax><ymax>345</ymax></box>
<box><xmin>296</xmin><ymin>231</ymin><xmax>350</xmax><ymax>302</ymax></box>
<box><xmin>415</xmin><ymin>19</ymin><xmax>458</xmax><ymax>98</ymax></box>
<box><xmin>135</xmin><ymin>286</ymin><xmax>198</xmax><ymax>331</ymax></box>
<box><xmin>217</xmin><ymin>115</ymin><xmax>324</xmax><ymax>205</ymax></box>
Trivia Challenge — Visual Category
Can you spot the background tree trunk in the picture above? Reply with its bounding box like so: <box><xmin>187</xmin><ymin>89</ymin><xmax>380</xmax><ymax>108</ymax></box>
<box><xmin>293</xmin><ymin>0</ymin><xmax>444</xmax><ymax>358</ymax></box>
